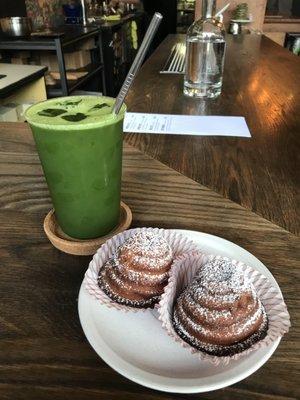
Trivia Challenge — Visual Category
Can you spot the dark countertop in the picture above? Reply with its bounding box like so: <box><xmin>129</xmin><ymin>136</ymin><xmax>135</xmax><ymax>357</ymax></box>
<box><xmin>125</xmin><ymin>34</ymin><xmax>300</xmax><ymax>235</ymax></box>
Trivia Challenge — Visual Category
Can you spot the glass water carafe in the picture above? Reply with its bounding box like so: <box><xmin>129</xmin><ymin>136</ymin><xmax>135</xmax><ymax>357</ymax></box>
<box><xmin>184</xmin><ymin>0</ymin><xmax>226</xmax><ymax>98</ymax></box>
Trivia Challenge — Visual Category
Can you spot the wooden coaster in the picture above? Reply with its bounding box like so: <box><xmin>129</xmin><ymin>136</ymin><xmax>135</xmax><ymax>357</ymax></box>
<box><xmin>43</xmin><ymin>202</ymin><xmax>132</xmax><ymax>256</ymax></box>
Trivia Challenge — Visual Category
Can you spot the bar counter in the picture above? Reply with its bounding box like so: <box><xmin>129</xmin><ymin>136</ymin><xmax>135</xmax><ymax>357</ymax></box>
<box><xmin>125</xmin><ymin>34</ymin><xmax>300</xmax><ymax>235</ymax></box>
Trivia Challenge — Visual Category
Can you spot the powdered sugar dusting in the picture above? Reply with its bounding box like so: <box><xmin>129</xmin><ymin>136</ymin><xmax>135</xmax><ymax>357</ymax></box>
<box><xmin>98</xmin><ymin>232</ymin><xmax>173</xmax><ymax>308</ymax></box>
<box><xmin>85</xmin><ymin>227</ymin><xmax>199</xmax><ymax>313</ymax></box>
<box><xmin>119</xmin><ymin>231</ymin><xmax>173</xmax><ymax>270</ymax></box>
<box><xmin>158</xmin><ymin>251</ymin><xmax>290</xmax><ymax>364</ymax></box>
<box><xmin>195</xmin><ymin>258</ymin><xmax>247</xmax><ymax>294</ymax></box>
<box><xmin>173</xmin><ymin>258</ymin><xmax>268</xmax><ymax>356</ymax></box>
<box><xmin>173</xmin><ymin>308</ymin><xmax>268</xmax><ymax>356</ymax></box>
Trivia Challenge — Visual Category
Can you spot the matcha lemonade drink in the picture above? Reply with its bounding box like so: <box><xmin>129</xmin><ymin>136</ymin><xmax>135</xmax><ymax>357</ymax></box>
<box><xmin>25</xmin><ymin>96</ymin><xmax>126</xmax><ymax>239</ymax></box>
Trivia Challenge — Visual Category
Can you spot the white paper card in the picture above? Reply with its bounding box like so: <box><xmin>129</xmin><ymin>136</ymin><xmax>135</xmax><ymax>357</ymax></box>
<box><xmin>123</xmin><ymin>112</ymin><xmax>251</xmax><ymax>137</ymax></box>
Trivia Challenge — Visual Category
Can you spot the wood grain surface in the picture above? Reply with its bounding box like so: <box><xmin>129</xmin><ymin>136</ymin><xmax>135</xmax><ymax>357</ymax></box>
<box><xmin>125</xmin><ymin>34</ymin><xmax>300</xmax><ymax>235</ymax></box>
<box><xmin>0</xmin><ymin>123</ymin><xmax>299</xmax><ymax>400</ymax></box>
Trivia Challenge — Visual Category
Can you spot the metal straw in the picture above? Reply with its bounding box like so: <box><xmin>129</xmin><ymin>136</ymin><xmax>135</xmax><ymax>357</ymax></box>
<box><xmin>80</xmin><ymin>0</ymin><xmax>87</xmax><ymax>26</ymax></box>
<box><xmin>112</xmin><ymin>12</ymin><xmax>163</xmax><ymax>115</ymax></box>
<box><xmin>215</xmin><ymin>2</ymin><xmax>230</xmax><ymax>18</ymax></box>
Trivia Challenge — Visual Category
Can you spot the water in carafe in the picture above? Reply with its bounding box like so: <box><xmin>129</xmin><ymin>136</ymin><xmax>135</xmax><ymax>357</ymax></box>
<box><xmin>184</xmin><ymin>0</ymin><xmax>226</xmax><ymax>98</ymax></box>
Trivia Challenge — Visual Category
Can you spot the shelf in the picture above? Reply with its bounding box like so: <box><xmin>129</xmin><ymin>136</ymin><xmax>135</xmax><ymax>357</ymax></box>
<box><xmin>46</xmin><ymin>63</ymin><xmax>103</xmax><ymax>97</ymax></box>
<box><xmin>0</xmin><ymin>26</ymin><xmax>100</xmax><ymax>51</ymax></box>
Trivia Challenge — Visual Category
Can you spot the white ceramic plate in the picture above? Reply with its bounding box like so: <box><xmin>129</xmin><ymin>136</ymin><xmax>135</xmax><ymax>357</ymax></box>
<box><xmin>78</xmin><ymin>230</ymin><xmax>281</xmax><ymax>393</ymax></box>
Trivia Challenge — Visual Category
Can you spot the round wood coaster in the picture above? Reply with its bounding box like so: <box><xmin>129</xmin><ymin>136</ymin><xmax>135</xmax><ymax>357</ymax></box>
<box><xmin>43</xmin><ymin>202</ymin><xmax>132</xmax><ymax>256</ymax></box>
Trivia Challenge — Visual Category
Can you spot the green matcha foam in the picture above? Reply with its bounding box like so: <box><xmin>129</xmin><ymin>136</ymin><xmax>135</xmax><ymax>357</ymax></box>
<box><xmin>25</xmin><ymin>95</ymin><xmax>126</xmax><ymax>130</ymax></box>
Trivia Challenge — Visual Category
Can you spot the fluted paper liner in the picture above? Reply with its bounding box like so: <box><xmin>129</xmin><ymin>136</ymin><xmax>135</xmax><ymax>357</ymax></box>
<box><xmin>158</xmin><ymin>252</ymin><xmax>291</xmax><ymax>365</ymax></box>
<box><xmin>84</xmin><ymin>228</ymin><xmax>199</xmax><ymax>312</ymax></box>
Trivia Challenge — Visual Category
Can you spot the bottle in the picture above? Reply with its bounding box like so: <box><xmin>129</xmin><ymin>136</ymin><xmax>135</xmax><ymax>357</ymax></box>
<box><xmin>183</xmin><ymin>0</ymin><xmax>226</xmax><ymax>98</ymax></box>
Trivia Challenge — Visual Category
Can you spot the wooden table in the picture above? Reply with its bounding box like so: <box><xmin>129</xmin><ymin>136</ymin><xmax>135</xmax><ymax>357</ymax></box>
<box><xmin>125</xmin><ymin>34</ymin><xmax>300</xmax><ymax>235</ymax></box>
<box><xmin>0</xmin><ymin>121</ymin><xmax>299</xmax><ymax>400</ymax></box>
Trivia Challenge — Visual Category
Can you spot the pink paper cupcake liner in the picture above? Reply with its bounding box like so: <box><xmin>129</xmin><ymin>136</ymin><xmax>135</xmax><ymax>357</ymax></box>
<box><xmin>158</xmin><ymin>252</ymin><xmax>291</xmax><ymax>365</ymax></box>
<box><xmin>84</xmin><ymin>227</ymin><xmax>199</xmax><ymax>312</ymax></box>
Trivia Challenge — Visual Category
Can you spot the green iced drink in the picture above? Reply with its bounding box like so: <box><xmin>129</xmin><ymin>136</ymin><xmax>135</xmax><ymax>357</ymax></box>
<box><xmin>25</xmin><ymin>95</ymin><xmax>126</xmax><ymax>239</ymax></box>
